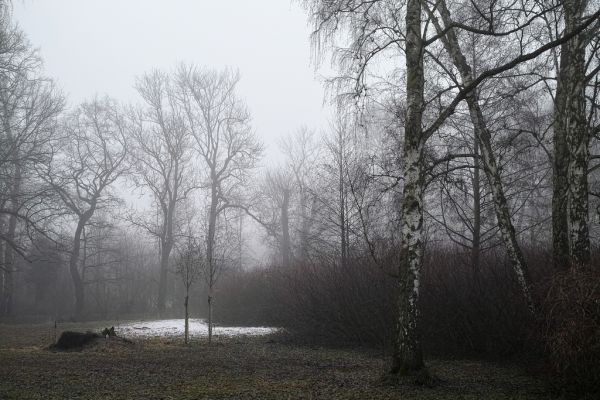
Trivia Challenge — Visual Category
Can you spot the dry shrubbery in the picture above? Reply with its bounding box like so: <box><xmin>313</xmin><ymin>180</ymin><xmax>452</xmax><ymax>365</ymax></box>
<box><xmin>420</xmin><ymin>247</ymin><xmax>534</xmax><ymax>356</ymax></box>
<box><xmin>534</xmin><ymin>267</ymin><xmax>600</xmax><ymax>396</ymax></box>
<box><xmin>217</xmin><ymin>246</ymin><xmax>536</xmax><ymax>354</ymax></box>
<box><xmin>216</xmin><ymin>247</ymin><xmax>599</xmax><ymax>395</ymax></box>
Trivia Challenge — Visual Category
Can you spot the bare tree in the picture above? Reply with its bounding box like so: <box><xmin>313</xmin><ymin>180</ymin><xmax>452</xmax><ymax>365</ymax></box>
<box><xmin>243</xmin><ymin>168</ymin><xmax>294</xmax><ymax>266</ymax></box>
<box><xmin>174</xmin><ymin>233</ymin><xmax>203</xmax><ymax>345</ymax></box>
<box><xmin>0</xmin><ymin>3</ymin><xmax>63</xmax><ymax>316</ymax></box>
<box><xmin>128</xmin><ymin>70</ymin><xmax>197</xmax><ymax>316</ymax></box>
<box><xmin>280</xmin><ymin>127</ymin><xmax>321</xmax><ymax>261</ymax></box>
<box><xmin>45</xmin><ymin>97</ymin><xmax>127</xmax><ymax>318</ymax></box>
<box><xmin>425</xmin><ymin>0</ymin><xmax>536</xmax><ymax>312</ymax></box>
<box><xmin>176</xmin><ymin>65</ymin><xmax>262</xmax><ymax>343</ymax></box>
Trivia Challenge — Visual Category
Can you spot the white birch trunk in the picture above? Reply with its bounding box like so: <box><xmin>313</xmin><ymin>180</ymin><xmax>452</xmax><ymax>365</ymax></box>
<box><xmin>391</xmin><ymin>0</ymin><xmax>425</xmax><ymax>374</ymax></box>
<box><xmin>563</xmin><ymin>0</ymin><xmax>590</xmax><ymax>269</ymax></box>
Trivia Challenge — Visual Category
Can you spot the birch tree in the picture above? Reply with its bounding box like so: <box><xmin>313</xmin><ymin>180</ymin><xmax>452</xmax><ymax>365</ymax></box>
<box><xmin>304</xmin><ymin>0</ymin><xmax>599</xmax><ymax>375</ymax></box>
<box><xmin>425</xmin><ymin>0</ymin><xmax>537</xmax><ymax>311</ymax></box>
<box><xmin>553</xmin><ymin>0</ymin><xmax>595</xmax><ymax>269</ymax></box>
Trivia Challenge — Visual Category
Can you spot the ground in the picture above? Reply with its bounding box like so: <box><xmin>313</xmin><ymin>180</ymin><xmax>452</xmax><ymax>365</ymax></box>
<box><xmin>0</xmin><ymin>321</ymin><xmax>550</xmax><ymax>400</ymax></box>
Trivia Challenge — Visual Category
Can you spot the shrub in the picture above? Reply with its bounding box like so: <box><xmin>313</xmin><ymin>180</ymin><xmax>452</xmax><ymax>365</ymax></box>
<box><xmin>535</xmin><ymin>268</ymin><xmax>600</xmax><ymax>397</ymax></box>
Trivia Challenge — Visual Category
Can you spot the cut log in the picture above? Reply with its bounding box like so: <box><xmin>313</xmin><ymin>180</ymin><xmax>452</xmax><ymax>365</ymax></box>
<box><xmin>52</xmin><ymin>331</ymin><xmax>101</xmax><ymax>350</ymax></box>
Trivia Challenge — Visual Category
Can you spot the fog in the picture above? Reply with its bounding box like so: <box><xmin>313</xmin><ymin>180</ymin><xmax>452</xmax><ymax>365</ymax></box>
<box><xmin>14</xmin><ymin>0</ymin><xmax>331</xmax><ymax>162</ymax></box>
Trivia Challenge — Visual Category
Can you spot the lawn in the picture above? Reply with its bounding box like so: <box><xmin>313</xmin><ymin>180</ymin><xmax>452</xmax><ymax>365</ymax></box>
<box><xmin>0</xmin><ymin>321</ymin><xmax>550</xmax><ymax>399</ymax></box>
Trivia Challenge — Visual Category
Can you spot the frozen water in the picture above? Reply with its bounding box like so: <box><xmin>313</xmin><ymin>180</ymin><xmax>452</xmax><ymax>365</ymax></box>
<box><xmin>116</xmin><ymin>319</ymin><xmax>277</xmax><ymax>339</ymax></box>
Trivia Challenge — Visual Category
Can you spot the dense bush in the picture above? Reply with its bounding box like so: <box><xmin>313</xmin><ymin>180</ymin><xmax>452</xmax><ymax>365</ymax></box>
<box><xmin>216</xmin><ymin>246</ymin><xmax>599</xmax><ymax>396</ymax></box>
<box><xmin>535</xmin><ymin>267</ymin><xmax>600</xmax><ymax>397</ymax></box>
<box><xmin>420</xmin><ymin>247</ymin><xmax>534</xmax><ymax>356</ymax></box>
<box><xmin>217</xmin><ymin>246</ymin><xmax>538</xmax><ymax>355</ymax></box>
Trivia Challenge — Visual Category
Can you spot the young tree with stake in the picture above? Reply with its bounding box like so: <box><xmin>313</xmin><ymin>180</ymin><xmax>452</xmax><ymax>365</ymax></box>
<box><xmin>175</xmin><ymin>234</ymin><xmax>203</xmax><ymax>345</ymax></box>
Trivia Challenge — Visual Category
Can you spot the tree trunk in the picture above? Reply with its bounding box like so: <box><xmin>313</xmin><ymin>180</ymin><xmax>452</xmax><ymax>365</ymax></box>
<box><xmin>207</xmin><ymin>291</ymin><xmax>213</xmax><ymax>344</ymax></box>
<box><xmin>471</xmin><ymin>138</ymin><xmax>481</xmax><ymax>283</ymax></box>
<box><xmin>434</xmin><ymin>0</ymin><xmax>534</xmax><ymax>313</ymax></box>
<box><xmin>157</xmin><ymin>237</ymin><xmax>173</xmax><ymax>316</ymax></box>
<box><xmin>184</xmin><ymin>294</ymin><xmax>189</xmax><ymax>344</ymax></box>
<box><xmin>553</xmin><ymin>52</ymin><xmax>571</xmax><ymax>269</ymax></box>
<box><xmin>299</xmin><ymin>192</ymin><xmax>309</xmax><ymax>260</ymax></box>
<box><xmin>466</xmin><ymin>96</ymin><xmax>534</xmax><ymax>312</ymax></box>
<box><xmin>70</xmin><ymin>222</ymin><xmax>86</xmax><ymax>318</ymax></box>
<box><xmin>206</xmin><ymin>180</ymin><xmax>218</xmax><ymax>344</ymax></box>
<box><xmin>340</xmin><ymin>165</ymin><xmax>348</xmax><ymax>268</ymax></box>
<box><xmin>69</xmin><ymin>208</ymin><xmax>94</xmax><ymax>319</ymax></box>
<box><xmin>158</xmin><ymin>176</ymin><xmax>178</xmax><ymax>316</ymax></box>
<box><xmin>391</xmin><ymin>0</ymin><xmax>425</xmax><ymax>375</ymax></box>
<box><xmin>562</xmin><ymin>0</ymin><xmax>590</xmax><ymax>269</ymax></box>
<box><xmin>2</xmin><ymin>217</ymin><xmax>16</xmax><ymax>317</ymax></box>
<box><xmin>0</xmin><ymin>239</ymin><xmax>4</xmax><ymax>316</ymax></box>
<box><xmin>281</xmin><ymin>188</ymin><xmax>291</xmax><ymax>266</ymax></box>
<box><xmin>1</xmin><ymin>162</ymin><xmax>21</xmax><ymax>317</ymax></box>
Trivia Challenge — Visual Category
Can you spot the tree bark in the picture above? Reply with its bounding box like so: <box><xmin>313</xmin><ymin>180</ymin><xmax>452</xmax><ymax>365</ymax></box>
<box><xmin>553</xmin><ymin>51</ymin><xmax>571</xmax><ymax>269</ymax></box>
<box><xmin>0</xmin><ymin>239</ymin><xmax>4</xmax><ymax>316</ymax></box>
<box><xmin>471</xmin><ymin>138</ymin><xmax>481</xmax><ymax>283</ymax></box>
<box><xmin>391</xmin><ymin>0</ymin><xmax>425</xmax><ymax>375</ymax></box>
<box><xmin>562</xmin><ymin>0</ymin><xmax>590</xmax><ymax>269</ymax></box>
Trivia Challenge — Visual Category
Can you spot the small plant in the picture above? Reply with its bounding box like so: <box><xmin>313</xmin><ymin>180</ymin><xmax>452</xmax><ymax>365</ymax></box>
<box><xmin>175</xmin><ymin>235</ymin><xmax>204</xmax><ymax>345</ymax></box>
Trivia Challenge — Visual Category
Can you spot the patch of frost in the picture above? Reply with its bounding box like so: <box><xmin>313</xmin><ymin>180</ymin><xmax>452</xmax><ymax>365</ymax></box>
<box><xmin>116</xmin><ymin>319</ymin><xmax>276</xmax><ymax>339</ymax></box>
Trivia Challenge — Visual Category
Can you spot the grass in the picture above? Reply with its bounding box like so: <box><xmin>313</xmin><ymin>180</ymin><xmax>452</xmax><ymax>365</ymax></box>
<box><xmin>0</xmin><ymin>321</ymin><xmax>551</xmax><ymax>399</ymax></box>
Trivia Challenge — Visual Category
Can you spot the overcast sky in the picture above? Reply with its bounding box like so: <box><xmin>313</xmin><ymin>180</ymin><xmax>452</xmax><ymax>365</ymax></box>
<box><xmin>13</xmin><ymin>0</ymin><xmax>331</xmax><ymax>162</ymax></box>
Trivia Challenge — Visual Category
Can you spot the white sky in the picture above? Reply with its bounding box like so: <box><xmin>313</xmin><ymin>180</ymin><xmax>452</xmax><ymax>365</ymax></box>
<box><xmin>13</xmin><ymin>0</ymin><xmax>332</xmax><ymax>163</ymax></box>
